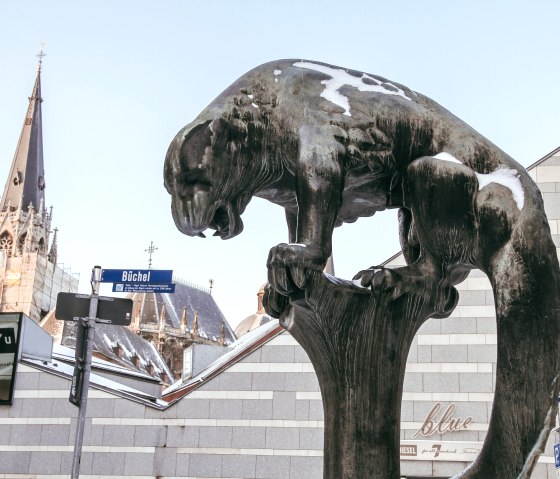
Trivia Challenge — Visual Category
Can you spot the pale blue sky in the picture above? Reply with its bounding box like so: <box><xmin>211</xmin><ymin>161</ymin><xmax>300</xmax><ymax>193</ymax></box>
<box><xmin>1</xmin><ymin>1</ymin><xmax>559</xmax><ymax>327</ymax></box>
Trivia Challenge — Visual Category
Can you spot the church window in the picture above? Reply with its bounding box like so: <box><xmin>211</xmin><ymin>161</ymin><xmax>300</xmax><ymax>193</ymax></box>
<box><xmin>0</xmin><ymin>232</ymin><xmax>13</xmax><ymax>255</ymax></box>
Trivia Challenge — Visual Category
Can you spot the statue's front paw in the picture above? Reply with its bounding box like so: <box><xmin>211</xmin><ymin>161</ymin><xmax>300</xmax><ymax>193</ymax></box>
<box><xmin>267</xmin><ymin>243</ymin><xmax>323</xmax><ymax>294</ymax></box>
<box><xmin>354</xmin><ymin>266</ymin><xmax>403</xmax><ymax>300</ymax></box>
<box><xmin>353</xmin><ymin>265</ymin><xmax>459</xmax><ymax>317</ymax></box>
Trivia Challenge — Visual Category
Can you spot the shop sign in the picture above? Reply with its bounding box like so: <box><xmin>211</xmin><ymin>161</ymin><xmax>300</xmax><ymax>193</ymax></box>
<box><xmin>400</xmin><ymin>440</ymin><xmax>482</xmax><ymax>462</ymax></box>
<box><xmin>413</xmin><ymin>402</ymin><xmax>473</xmax><ymax>438</ymax></box>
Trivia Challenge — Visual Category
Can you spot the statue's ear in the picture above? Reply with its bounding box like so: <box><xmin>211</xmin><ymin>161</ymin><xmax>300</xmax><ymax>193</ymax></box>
<box><xmin>209</xmin><ymin>117</ymin><xmax>229</xmax><ymax>151</ymax></box>
<box><xmin>180</xmin><ymin>120</ymin><xmax>213</xmax><ymax>164</ymax></box>
<box><xmin>209</xmin><ymin>117</ymin><xmax>228</xmax><ymax>136</ymax></box>
<box><xmin>184</xmin><ymin>120</ymin><xmax>212</xmax><ymax>144</ymax></box>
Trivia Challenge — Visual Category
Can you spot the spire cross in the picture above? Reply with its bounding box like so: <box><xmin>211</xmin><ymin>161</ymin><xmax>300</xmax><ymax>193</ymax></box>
<box><xmin>36</xmin><ymin>43</ymin><xmax>47</xmax><ymax>70</ymax></box>
<box><xmin>145</xmin><ymin>241</ymin><xmax>158</xmax><ymax>269</ymax></box>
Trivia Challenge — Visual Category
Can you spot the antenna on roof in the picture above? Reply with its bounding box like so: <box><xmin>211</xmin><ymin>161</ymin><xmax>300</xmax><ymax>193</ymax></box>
<box><xmin>145</xmin><ymin>241</ymin><xmax>158</xmax><ymax>269</ymax></box>
<box><xmin>209</xmin><ymin>279</ymin><xmax>214</xmax><ymax>295</ymax></box>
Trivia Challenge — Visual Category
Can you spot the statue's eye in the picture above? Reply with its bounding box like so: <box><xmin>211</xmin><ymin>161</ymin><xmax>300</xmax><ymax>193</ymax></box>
<box><xmin>180</xmin><ymin>170</ymin><xmax>211</xmax><ymax>188</ymax></box>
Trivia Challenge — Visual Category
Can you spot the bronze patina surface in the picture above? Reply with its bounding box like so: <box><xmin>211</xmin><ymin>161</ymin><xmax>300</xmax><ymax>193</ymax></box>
<box><xmin>165</xmin><ymin>59</ymin><xmax>560</xmax><ymax>478</ymax></box>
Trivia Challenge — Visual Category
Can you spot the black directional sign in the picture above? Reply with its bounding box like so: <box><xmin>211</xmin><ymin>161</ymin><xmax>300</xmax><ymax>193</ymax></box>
<box><xmin>55</xmin><ymin>293</ymin><xmax>133</xmax><ymax>325</ymax></box>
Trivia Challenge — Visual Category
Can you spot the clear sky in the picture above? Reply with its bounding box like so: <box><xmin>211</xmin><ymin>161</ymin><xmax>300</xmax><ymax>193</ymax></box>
<box><xmin>1</xmin><ymin>0</ymin><xmax>559</xmax><ymax>328</ymax></box>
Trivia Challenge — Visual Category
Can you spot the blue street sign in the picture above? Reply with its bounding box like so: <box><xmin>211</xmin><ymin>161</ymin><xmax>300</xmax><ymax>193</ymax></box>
<box><xmin>112</xmin><ymin>283</ymin><xmax>176</xmax><ymax>293</ymax></box>
<box><xmin>100</xmin><ymin>269</ymin><xmax>173</xmax><ymax>284</ymax></box>
<box><xmin>555</xmin><ymin>444</ymin><xmax>560</xmax><ymax>468</ymax></box>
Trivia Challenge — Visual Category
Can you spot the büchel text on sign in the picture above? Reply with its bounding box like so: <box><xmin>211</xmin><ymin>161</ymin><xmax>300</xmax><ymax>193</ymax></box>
<box><xmin>122</xmin><ymin>271</ymin><xmax>151</xmax><ymax>282</ymax></box>
<box><xmin>100</xmin><ymin>269</ymin><xmax>173</xmax><ymax>284</ymax></box>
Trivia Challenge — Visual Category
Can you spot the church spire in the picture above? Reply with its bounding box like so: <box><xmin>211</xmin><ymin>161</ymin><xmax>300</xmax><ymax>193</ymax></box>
<box><xmin>1</xmin><ymin>46</ymin><xmax>47</xmax><ymax>214</ymax></box>
<box><xmin>48</xmin><ymin>226</ymin><xmax>58</xmax><ymax>264</ymax></box>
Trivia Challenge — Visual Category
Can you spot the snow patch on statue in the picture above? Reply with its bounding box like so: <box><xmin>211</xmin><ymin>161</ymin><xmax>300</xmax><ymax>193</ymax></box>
<box><xmin>435</xmin><ymin>151</ymin><xmax>525</xmax><ymax>210</ymax></box>
<box><xmin>477</xmin><ymin>167</ymin><xmax>525</xmax><ymax>210</ymax></box>
<box><xmin>294</xmin><ymin>61</ymin><xmax>411</xmax><ymax>116</ymax></box>
<box><xmin>434</xmin><ymin>152</ymin><xmax>462</xmax><ymax>164</ymax></box>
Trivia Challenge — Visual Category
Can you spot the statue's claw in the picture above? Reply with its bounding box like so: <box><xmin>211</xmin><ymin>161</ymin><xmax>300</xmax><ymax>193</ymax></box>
<box><xmin>353</xmin><ymin>265</ymin><xmax>459</xmax><ymax>318</ymax></box>
<box><xmin>267</xmin><ymin>243</ymin><xmax>324</xmax><ymax>295</ymax></box>
<box><xmin>353</xmin><ymin>265</ymin><xmax>384</xmax><ymax>289</ymax></box>
<box><xmin>262</xmin><ymin>283</ymin><xmax>290</xmax><ymax>319</ymax></box>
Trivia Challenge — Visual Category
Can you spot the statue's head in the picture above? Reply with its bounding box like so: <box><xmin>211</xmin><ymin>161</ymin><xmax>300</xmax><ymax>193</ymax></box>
<box><xmin>164</xmin><ymin>115</ymin><xmax>268</xmax><ymax>240</ymax></box>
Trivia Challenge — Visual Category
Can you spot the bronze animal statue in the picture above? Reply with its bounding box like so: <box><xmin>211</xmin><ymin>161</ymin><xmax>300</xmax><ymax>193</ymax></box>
<box><xmin>165</xmin><ymin>59</ymin><xmax>560</xmax><ymax>478</ymax></box>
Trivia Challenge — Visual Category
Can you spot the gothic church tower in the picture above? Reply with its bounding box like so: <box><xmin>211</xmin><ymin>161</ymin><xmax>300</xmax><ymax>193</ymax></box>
<box><xmin>0</xmin><ymin>51</ymin><xmax>78</xmax><ymax>322</ymax></box>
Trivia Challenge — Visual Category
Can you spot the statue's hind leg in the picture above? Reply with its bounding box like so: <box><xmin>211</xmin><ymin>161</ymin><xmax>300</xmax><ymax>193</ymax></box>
<box><xmin>356</xmin><ymin>155</ymin><xmax>560</xmax><ymax>478</ymax></box>
<box><xmin>453</xmin><ymin>178</ymin><xmax>560</xmax><ymax>478</ymax></box>
<box><xmin>355</xmin><ymin>157</ymin><xmax>479</xmax><ymax>317</ymax></box>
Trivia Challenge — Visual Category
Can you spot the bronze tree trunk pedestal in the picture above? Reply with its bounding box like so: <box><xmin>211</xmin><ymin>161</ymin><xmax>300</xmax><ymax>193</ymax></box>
<box><xmin>274</xmin><ymin>271</ymin><xmax>443</xmax><ymax>479</ymax></box>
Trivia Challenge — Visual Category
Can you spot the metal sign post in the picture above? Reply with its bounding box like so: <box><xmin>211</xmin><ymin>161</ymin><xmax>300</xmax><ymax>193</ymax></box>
<box><xmin>70</xmin><ymin>266</ymin><xmax>101</xmax><ymax>479</ymax></box>
<box><xmin>60</xmin><ymin>265</ymin><xmax>173</xmax><ymax>477</ymax></box>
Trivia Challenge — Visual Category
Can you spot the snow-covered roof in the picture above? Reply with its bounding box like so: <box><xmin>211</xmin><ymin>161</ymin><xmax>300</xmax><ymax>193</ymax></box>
<box><xmin>61</xmin><ymin>321</ymin><xmax>173</xmax><ymax>382</ymax></box>
<box><xmin>52</xmin><ymin>343</ymin><xmax>160</xmax><ymax>383</ymax></box>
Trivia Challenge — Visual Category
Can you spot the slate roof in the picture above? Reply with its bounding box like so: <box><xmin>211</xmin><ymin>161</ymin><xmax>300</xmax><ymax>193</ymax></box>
<box><xmin>129</xmin><ymin>277</ymin><xmax>236</xmax><ymax>345</ymax></box>
<box><xmin>62</xmin><ymin>320</ymin><xmax>173</xmax><ymax>382</ymax></box>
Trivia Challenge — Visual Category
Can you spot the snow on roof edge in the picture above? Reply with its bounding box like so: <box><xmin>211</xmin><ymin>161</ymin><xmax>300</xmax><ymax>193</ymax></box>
<box><xmin>22</xmin><ymin>356</ymin><xmax>167</xmax><ymax>408</ymax></box>
<box><xmin>163</xmin><ymin>319</ymin><xmax>283</xmax><ymax>398</ymax></box>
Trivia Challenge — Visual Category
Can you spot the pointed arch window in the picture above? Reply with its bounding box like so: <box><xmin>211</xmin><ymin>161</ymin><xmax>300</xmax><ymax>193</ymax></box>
<box><xmin>0</xmin><ymin>232</ymin><xmax>14</xmax><ymax>256</ymax></box>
